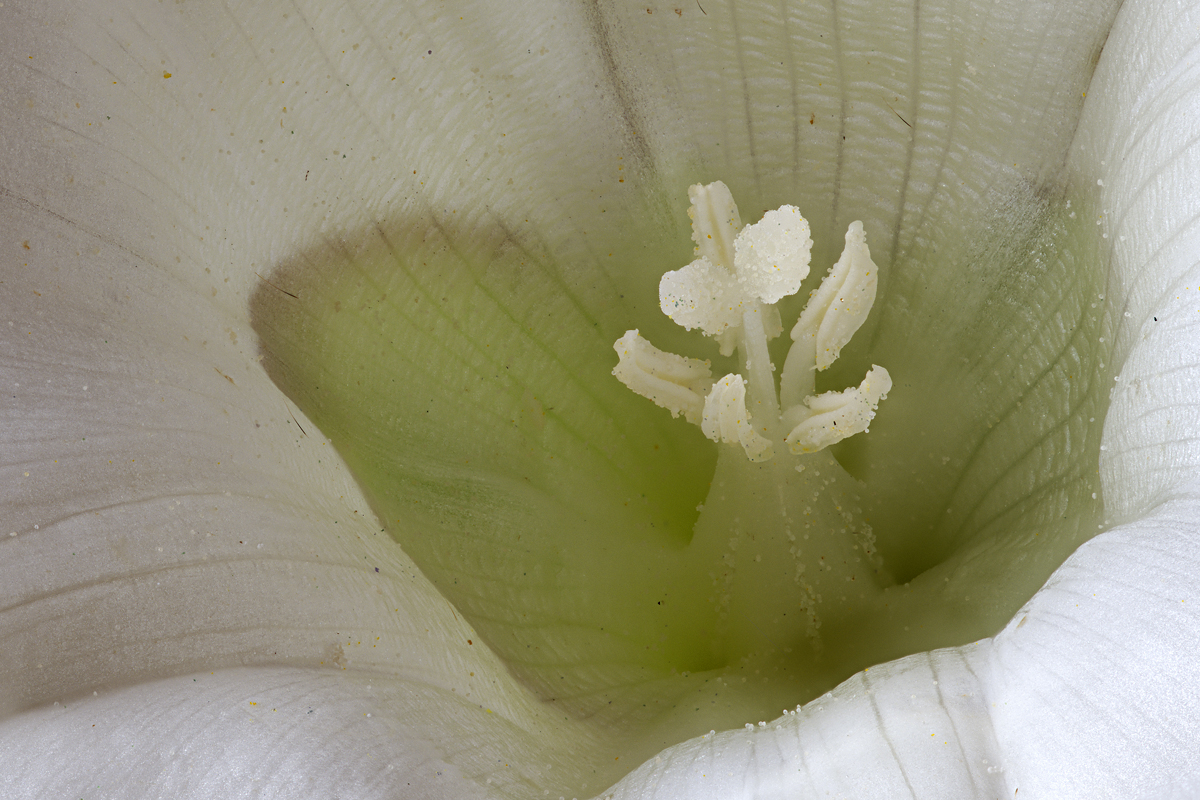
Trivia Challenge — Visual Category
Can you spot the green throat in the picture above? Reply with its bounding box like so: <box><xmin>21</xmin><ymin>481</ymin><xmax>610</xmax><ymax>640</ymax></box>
<box><xmin>251</xmin><ymin>171</ymin><xmax>1114</xmax><ymax>774</ymax></box>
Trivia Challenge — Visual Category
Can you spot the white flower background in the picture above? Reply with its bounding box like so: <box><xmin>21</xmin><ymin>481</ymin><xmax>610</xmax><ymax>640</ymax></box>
<box><xmin>4</xmin><ymin>0</ymin><xmax>1200</xmax><ymax>798</ymax></box>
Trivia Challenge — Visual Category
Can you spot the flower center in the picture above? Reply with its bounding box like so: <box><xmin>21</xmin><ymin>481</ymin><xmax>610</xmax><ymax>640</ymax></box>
<box><xmin>614</xmin><ymin>181</ymin><xmax>894</xmax><ymax>658</ymax></box>
<box><xmin>616</xmin><ymin>181</ymin><xmax>890</xmax><ymax>461</ymax></box>
<box><xmin>251</xmin><ymin>171</ymin><xmax>1114</xmax><ymax>783</ymax></box>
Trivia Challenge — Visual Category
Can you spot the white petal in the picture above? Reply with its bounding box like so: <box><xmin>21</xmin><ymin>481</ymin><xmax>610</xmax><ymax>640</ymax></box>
<box><xmin>603</xmin><ymin>647</ymin><xmax>1003</xmax><ymax>799</ymax></box>
<box><xmin>0</xmin><ymin>1</ymin><xmax>627</xmax><ymax>795</ymax></box>
<box><xmin>9</xmin><ymin>0</ymin><xmax>1196</xmax><ymax>797</ymax></box>
<box><xmin>986</xmin><ymin>0</ymin><xmax>1200</xmax><ymax>787</ymax></box>
<box><xmin>0</xmin><ymin>666</ymin><xmax>577</xmax><ymax>799</ymax></box>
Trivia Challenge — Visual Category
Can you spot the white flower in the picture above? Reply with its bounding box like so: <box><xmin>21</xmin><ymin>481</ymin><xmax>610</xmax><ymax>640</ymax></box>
<box><xmin>3</xmin><ymin>0</ymin><xmax>1199</xmax><ymax>798</ymax></box>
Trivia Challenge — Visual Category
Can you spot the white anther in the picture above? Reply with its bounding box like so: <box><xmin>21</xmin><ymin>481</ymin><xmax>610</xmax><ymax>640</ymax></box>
<box><xmin>613</xmin><ymin>330</ymin><xmax>714</xmax><ymax>424</ymax></box>
<box><xmin>702</xmin><ymin>374</ymin><xmax>774</xmax><ymax>462</ymax></box>
<box><xmin>785</xmin><ymin>366</ymin><xmax>892</xmax><ymax>453</ymax></box>
<box><xmin>791</xmin><ymin>221</ymin><xmax>878</xmax><ymax>370</ymax></box>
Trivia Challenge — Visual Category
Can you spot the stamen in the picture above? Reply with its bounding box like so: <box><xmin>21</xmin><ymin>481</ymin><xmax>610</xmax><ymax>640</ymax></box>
<box><xmin>789</xmin><ymin>221</ymin><xmax>878</xmax><ymax>370</ymax></box>
<box><xmin>784</xmin><ymin>366</ymin><xmax>892</xmax><ymax>453</ymax></box>
<box><xmin>687</xmin><ymin>181</ymin><xmax>742</xmax><ymax>272</ymax></box>
<box><xmin>612</xmin><ymin>330</ymin><xmax>714</xmax><ymax>424</ymax></box>
<box><xmin>615</xmin><ymin>181</ymin><xmax>889</xmax><ymax>462</ymax></box>
<box><xmin>701</xmin><ymin>374</ymin><xmax>774</xmax><ymax>462</ymax></box>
